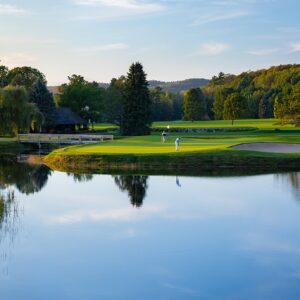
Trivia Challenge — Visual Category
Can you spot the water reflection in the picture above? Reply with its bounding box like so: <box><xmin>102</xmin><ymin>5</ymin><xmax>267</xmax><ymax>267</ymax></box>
<box><xmin>0</xmin><ymin>156</ymin><xmax>52</xmax><ymax>195</ymax></box>
<box><xmin>2</xmin><ymin>154</ymin><xmax>300</xmax><ymax>209</ymax></box>
<box><xmin>0</xmin><ymin>189</ymin><xmax>21</xmax><ymax>277</ymax></box>
<box><xmin>113</xmin><ymin>175</ymin><xmax>149</xmax><ymax>208</ymax></box>
<box><xmin>275</xmin><ymin>173</ymin><xmax>300</xmax><ymax>201</ymax></box>
<box><xmin>1</xmin><ymin>160</ymin><xmax>300</xmax><ymax>298</ymax></box>
<box><xmin>0</xmin><ymin>190</ymin><xmax>17</xmax><ymax>235</ymax></box>
<box><xmin>68</xmin><ymin>173</ymin><xmax>94</xmax><ymax>183</ymax></box>
<box><xmin>176</xmin><ymin>176</ymin><xmax>182</xmax><ymax>187</ymax></box>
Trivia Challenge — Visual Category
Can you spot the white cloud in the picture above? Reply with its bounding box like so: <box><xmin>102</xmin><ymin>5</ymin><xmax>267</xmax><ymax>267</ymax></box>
<box><xmin>247</xmin><ymin>48</ymin><xmax>280</xmax><ymax>56</ymax></box>
<box><xmin>194</xmin><ymin>43</ymin><xmax>230</xmax><ymax>55</ymax></box>
<box><xmin>74</xmin><ymin>0</ymin><xmax>165</xmax><ymax>13</ymax></box>
<box><xmin>192</xmin><ymin>11</ymin><xmax>249</xmax><ymax>25</ymax></box>
<box><xmin>191</xmin><ymin>0</ymin><xmax>273</xmax><ymax>26</ymax></box>
<box><xmin>76</xmin><ymin>43</ymin><xmax>129</xmax><ymax>52</ymax></box>
<box><xmin>289</xmin><ymin>43</ymin><xmax>300</xmax><ymax>53</ymax></box>
<box><xmin>47</xmin><ymin>205</ymin><xmax>164</xmax><ymax>224</ymax></box>
<box><xmin>0</xmin><ymin>4</ymin><xmax>27</xmax><ymax>14</ymax></box>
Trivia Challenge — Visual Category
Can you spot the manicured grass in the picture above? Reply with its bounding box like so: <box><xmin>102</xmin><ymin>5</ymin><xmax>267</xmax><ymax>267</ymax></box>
<box><xmin>44</xmin><ymin>118</ymin><xmax>300</xmax><ymax>174</ymax></box>
<box><xmin>49</xmin><ymin>129</ymin><xmax>300</xmax><ymax>156</ymax></box>
<box><xmin>153</xmin><ymin>119</ymin><xmax>295</xmax><ymax>130</ymax></box>
<box><xmin>92</xmin><ymin>123</ymin><xmax>118</xmax><ymax>131</ymax></box>
<box><xmin>44</xmin><ymin>120</ymin><xmax>300</xmax><ymax>175</ymax></box>
<box><xmin>93</xmin><ymin>119</ymin><xmax>297</xmax><ymax>132</ymax></box>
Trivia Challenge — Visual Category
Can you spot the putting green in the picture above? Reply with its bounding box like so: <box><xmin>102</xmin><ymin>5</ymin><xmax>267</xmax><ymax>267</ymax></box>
<box><xmin>50</xmin><ymin>130</ymin><xmax>300</xmax><ymax>156</ymax></box>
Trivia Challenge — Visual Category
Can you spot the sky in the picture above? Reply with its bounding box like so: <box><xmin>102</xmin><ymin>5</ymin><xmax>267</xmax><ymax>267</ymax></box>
<box><xmin>0</xmin><ymin>0</ymin><xmax>299</xmax><ymax>85</ymax></box>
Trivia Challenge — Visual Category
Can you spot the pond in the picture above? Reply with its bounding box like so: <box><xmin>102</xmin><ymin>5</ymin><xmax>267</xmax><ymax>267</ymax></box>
<box><xmin>0</xmin><ymin>156</ymin><xmax>300</xmax><ymax>299</ymax></box>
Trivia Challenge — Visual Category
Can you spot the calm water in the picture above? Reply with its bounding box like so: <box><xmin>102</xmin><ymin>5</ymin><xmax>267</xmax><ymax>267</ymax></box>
<box><xmin>0</xmin><ymin>157</ymin><xmax>300</xmax><ymax>299</ymax></box>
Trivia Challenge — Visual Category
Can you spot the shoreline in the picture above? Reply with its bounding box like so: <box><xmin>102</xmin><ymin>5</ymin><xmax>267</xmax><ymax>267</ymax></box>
<box><xmin>43</xmin><ymin>150</ymin><xmax>300</xmax><ymax>176</ymax></box>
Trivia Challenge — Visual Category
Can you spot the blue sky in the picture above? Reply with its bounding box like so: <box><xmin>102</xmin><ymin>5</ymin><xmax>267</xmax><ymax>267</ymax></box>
<box><xmin>0</xmin><ymin>0</ymin><xmax>299</xmax><ymax>85</ymax></box>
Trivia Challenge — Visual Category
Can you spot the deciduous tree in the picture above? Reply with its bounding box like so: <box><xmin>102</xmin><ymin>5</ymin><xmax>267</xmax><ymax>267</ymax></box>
<box><xmin>223</xmin><ymin>93</ymin><xmax>245</xmax><ymax>125</ymax></box>
<box><xmin>56</xmin><ymin>75</ymin><xmax>105</xmax><ymax>123</ymax></box>
<box><xmin>183</xmin><ymin>88</ymin><xmax>207</xmax><ymax>121</ymax></box>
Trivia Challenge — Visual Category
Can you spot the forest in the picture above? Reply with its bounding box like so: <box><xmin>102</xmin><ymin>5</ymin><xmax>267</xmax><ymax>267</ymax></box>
<box><xmin>203</xmin><ymin>64</ymin><xmax>300</xmax><ymax>124</ymax></box>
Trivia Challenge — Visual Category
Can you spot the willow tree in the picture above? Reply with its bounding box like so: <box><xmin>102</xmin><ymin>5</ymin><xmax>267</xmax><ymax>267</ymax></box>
<box><xmin>0</xmin><ymin>86</ymin><xmax>43</xmax><ymax>135</ymax></box>
<box><xmin>121</xmin><ymin>63</ymin><xmax>152</xmax><ymax>136</ymax></box>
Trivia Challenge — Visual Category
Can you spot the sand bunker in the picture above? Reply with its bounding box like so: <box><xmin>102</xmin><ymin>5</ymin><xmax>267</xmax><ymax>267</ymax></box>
<box><xmin>233</xmin><ymin>143</ymin><xmax>300</xmax><ymax>153</ymax></box>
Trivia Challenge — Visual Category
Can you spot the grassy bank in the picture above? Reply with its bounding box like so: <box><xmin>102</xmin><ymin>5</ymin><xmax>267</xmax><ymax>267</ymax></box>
<box><xmin>44</xmin><ymin>148</ymin><xmax>300</xmax><ymax>175</ymax></box>
<box><xmin>44</xmin><ymin>119</ymin><xmax>300</xmax><ymax>174</ymax></box>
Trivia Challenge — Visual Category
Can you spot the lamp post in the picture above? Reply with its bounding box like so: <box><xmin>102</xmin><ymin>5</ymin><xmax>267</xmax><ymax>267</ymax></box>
<box><xmin>81</xmin><ymin>106</ymin><xmax>90</xmax><ymax>130</ymax></box>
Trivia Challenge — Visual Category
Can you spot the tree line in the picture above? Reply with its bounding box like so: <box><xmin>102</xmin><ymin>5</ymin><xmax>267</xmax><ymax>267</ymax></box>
<box><xmin>1</xmin><ymin>62</ymin><xmax>300</xmax><ymax>136</ymax></box>
<box><xmin>180</xmin><ymin>64</ymin><xmax>300</xmax><ymax>125</ymax></box>
<box><xmin>202</xmin><ymin>65</ymin><xmax>300</xmax><ymax>124</ymax></box>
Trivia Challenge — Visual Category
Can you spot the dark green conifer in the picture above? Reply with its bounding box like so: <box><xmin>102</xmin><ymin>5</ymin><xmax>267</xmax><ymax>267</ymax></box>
<box><xmin>121</xmin><ymin>63</ymin><xmax>152</xmax><ymax>136</ymax></box>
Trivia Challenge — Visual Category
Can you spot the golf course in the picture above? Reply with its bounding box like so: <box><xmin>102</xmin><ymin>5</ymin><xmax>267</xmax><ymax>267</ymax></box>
<box><xmin>44</xmin><ymin>119</ymin><xmax>300</xmax><ymax>174</ymax></box>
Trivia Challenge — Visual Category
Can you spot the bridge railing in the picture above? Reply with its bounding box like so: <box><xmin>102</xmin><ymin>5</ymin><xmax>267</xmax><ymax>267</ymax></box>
<box><xmin>17</xmin><ymin>134</ymin><xmax>114</xmax><ymax>143</ymax></box>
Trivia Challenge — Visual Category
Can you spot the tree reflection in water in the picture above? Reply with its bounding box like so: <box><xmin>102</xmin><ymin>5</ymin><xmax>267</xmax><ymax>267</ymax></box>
<box><xmin>0</xmin><ymin>189</ymin><xmax>22</xmax><ymax>277</ymax></box>
<box><xmin>68</xmin><ymin>173</ymin><xmax>94</xmax><ymax>183</ymax></box>
<box><xmin>113</xmin><ymin>175</ymin><xmax>149</xmax><ymax>208</ymax></box>
<box><xmin>275</xmin><ymin>173</ymin><xmax>300</xmax><ymax>201</ymax></box>
<box><xmin>0</xmin><ymin>156</ymin><xmax>52</xmax><ymax>195</ymax></box>
<box><xmin>0</xmin><ymin>156</ymin><xmax>54</xmax><ymax>276</ymax></box>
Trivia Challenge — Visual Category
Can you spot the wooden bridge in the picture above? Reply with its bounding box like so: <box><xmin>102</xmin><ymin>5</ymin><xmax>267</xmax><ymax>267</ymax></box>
<box><xmin>16</xmin><ymin>134</ymin><xmax>114</xmax><ymax>145</ymax></box>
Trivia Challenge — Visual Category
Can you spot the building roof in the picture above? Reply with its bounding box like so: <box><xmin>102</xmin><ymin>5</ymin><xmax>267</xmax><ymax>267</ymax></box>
<box><xmin>52</xmin><ymin>107</ymin><xmax>87</xmax><ymax>126</ymax></box>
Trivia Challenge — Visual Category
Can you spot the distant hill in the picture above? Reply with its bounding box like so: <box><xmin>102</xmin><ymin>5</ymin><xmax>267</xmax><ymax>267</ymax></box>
<box><xmin>49</xmin><ymin>78</ymin><xmax>210</xmax><ymax>95</ymax></box>
<box><xmin>99</xmin><ymin>78</ymin><xmax>210</xmax><ymax>93</ymax></box>
<box><xmin>148</xmin><ymin>79</ymin><xmax>210</xmax><ymax>93</ymax></box>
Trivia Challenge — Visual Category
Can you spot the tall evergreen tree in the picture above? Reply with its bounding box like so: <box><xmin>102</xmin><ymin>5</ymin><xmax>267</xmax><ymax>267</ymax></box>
<box><xmin>30</xmin><ymin>79</ymin><xmax>56</xmax><ymax>126</ymax></box>
<box><xmin>121</xmin><ymin>63</ymin><xmax>152</xmax><ymax>135</ymax></box>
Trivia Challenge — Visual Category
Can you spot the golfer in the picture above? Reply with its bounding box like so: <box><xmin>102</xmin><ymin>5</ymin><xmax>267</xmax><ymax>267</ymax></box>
<box><xmin>175</xmin><ymin>137</ymin><xmax>181</xmax><ymax>151</ymax></box>
<box><xmin>162</xmin><ymin>131</ymin><xmax>167</xmax><ymax>143</ymax></box>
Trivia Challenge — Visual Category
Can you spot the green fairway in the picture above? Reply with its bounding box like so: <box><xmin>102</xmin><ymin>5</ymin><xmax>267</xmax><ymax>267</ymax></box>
<box><xmin>93</xmin><ymin>119</ymin><xmax>296</xmax><ymax>132</ymax></box>
<box><xmin>92</xmin><ymin>123</ymin><xmax>119</xmax><ymax>131</ymax></box>
<box><xmin>49</xmin><ymin>130</ymin><xmax>300</xmax><ymax>156</ymax></box>
<box><xmin>153</xmin><ymin>119</ymin><xmax>295</xmax><ymax>130</ymax></box>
